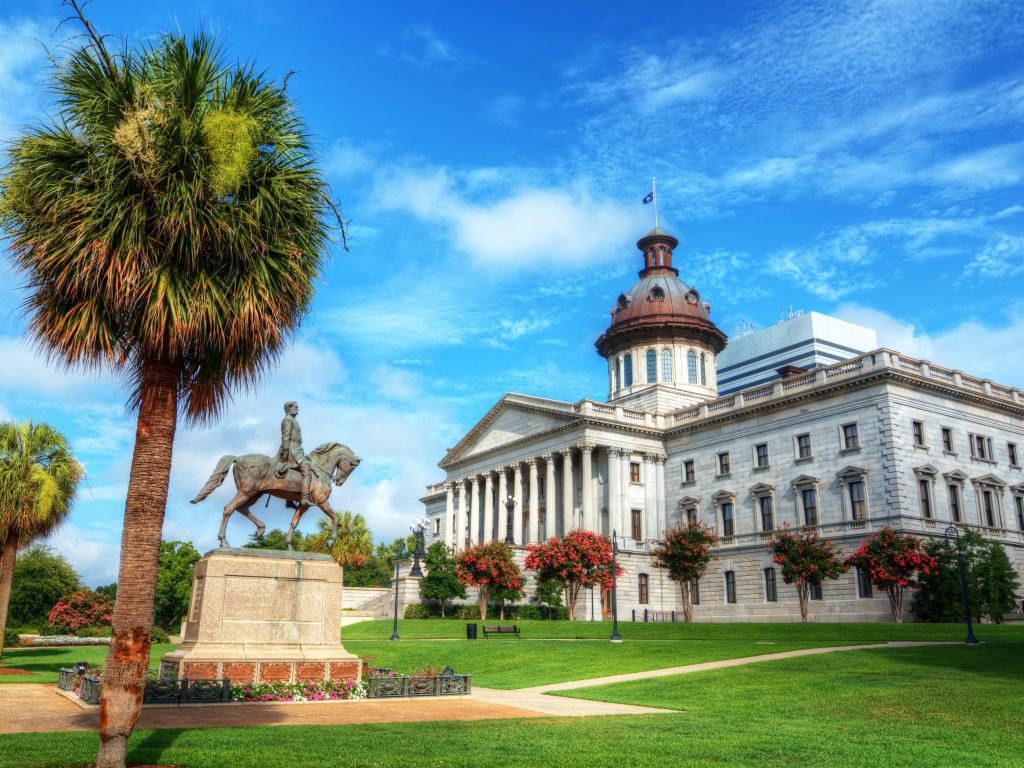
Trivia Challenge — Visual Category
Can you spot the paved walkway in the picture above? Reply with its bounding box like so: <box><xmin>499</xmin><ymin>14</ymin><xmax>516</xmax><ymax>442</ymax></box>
<box><xmin>0</xmin><ymin>641</ymin><xmax>953</xmax><ymax>732</ymax></box>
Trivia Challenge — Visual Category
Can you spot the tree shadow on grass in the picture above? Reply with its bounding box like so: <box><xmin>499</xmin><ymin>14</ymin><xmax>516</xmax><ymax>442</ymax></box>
<box><xmin>126</xmin><ymin>728</ymin><xmax>185</xmax><ymax>767</ymax></box>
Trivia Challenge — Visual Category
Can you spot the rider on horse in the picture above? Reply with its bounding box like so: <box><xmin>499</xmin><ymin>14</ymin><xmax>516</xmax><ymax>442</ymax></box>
<box><xmin>277</xmin><ymin>401</ymin><xmax>314</xmax><ymax>506</ymax></box>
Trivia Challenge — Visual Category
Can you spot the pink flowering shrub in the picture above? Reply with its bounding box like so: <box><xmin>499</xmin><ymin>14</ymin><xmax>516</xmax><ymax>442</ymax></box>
<box><xmin>48</xmin><ymin>590</ymin><xmax>113</xmax><ymax>632</ymax></box>
<box><xmin>455</xmin><ymin>541</ymin><xmax>523</xmax><ymax>621</ymax></box>
<box><xmin>845</xmin><ymin>527</ymin><xmax>936</xmax><ymax>623</ymax></box>
<box><xmin>230</xmin><ymin>678</ymin><xmax>366</xmax><ymax>702</ymax></box>
<box><xmin>771</xmin><ymin>526</ymin><xmax>848</xmax><ymax>622</ymax></box>
<box><xmin>651</xmin><ymin>523</ymin><xmax>718</xmax><ymax>621</ymax></box>
<box><xmin>525</xmin><ymin>530</ymin><xmax>622</xmax><ymax>620</ymax></box>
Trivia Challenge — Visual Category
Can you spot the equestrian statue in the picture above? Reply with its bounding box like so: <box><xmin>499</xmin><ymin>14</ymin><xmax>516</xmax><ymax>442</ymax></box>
<box><xmin>191</xmin><ymin>401</ymin><xmax>361</xmax><ymax>549</ymax></box>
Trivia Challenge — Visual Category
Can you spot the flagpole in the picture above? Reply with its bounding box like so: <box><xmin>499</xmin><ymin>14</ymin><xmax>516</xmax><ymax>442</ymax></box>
<box><xmin>653</xmin><ymin>176</ymin><xmax>658</xmax><ymax>229</ymax></box>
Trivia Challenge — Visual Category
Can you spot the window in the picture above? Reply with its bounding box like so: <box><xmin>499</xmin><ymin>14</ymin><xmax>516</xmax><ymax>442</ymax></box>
<box><xmin>630</xmin><ymin>462</ymin><xmax>641</xmax><ymax>483</ymax></box>
<box><xmin>687</xmin><ymin>350</ymin><xmax>698</xmax><ymax>383</ymax></box>
<box><xmin>755</xmin><ymin>443</ymin><xmax>769</xmax><ymax>468</ymax></box>
<box><xmin>614</xmin><ymin>359</ymin><xmax>621</xmax><ymax>391</ymax></box>
<box><xmin>841</xmin><ymin>423</ymin><xmax>859</xmax><ymax>450</ymax></box>
<box><xmin>796</xmin><ymin>433</ymin><xmax>812</xmax><ymax>460</ymax></box>
<box><xmin>969</xmin><ymin>433</ymin><xmax>994</xmax><ymax>461</ymax></box>
<box><xmin>434</xmin><ymin>517</ymin><xmax>441</xmax><ymax>536</ymax></box>
<box><xmin>623</xmin><ymin>353</ymin><xmax>633</xmax><ymax>387</ymax></box>
<box><xmin>983</xmin><ymin>490</ymin><xmax>996</xmax><ymax>527</ymax></box>
<box><xmin>700</xmin><ymin>353</ymin><xmax>707</xmax><ymax>385</ymax></box>
<box><xmin>801</xmin><ymin>488</ymin><xmax>819</xmax><ymax>527</ymax></box>
<box><xmin>691</xmin><ymin>579</ymin><xmax>700</xmax><ymax>605</ymax></box>
<box><xmin>918</xmin><ymin>478</ymin><xmax>932</xmax><ymax>519</ymax></box>
<box><xmin>661</xmin><ymin>348</ymin><xmax>672</xmax><ymax>382</ymax></box>
<box><xmin>1015</xmin><ymin>496</ymin><xmax>1024</xmax><ymax>530</ymax></box>
<box><xmin>848</xmin><ymin>480</ymin><xmax>866</xmax><ymax>520</ymax></box>
<box><xmin>721</xmin><ymin>502</ymin><xmax>735</xmax><ymax>537</ymax></box>
<box><xmin>764</xmin><ymin>568</ymin><xmax>777</xmax><ymax>602</ymax></box>
<box><xmin>685</xmin><ymin>507</ymin><xmax>697</xmax><ymax>526</ymax></box>
<box><xmin>758</xmin><ymin>495</ymin><xmax>774</xmax><ymax>531</ymax></box>
<box><xmin>912</xmin><ymin>420</ymin><xmax>925</xmax><ymax>447</ymax></box>
<box><xmin>948</xmin><ymin>484</ymin><xmax>962</xmax><ymax>523</ymax></box>
<box><xmin>646</xmin><ymin>349</ymin><xmax>657</xmax><ymax>384</ymax></box>
<box><xmin>857</xmin><ymin>567</ymin><xmax>873</xmax><ymax>598</ymax></box>
<box><xmin>683</xmin><ymin>460</ymin><xmax>695</xmax><ymax>484</ymax></box>
<box><xmin>809</xmin><ymin>581</ymin><xmax>823</xmax><ymax>600</ymax></box>
<box><xmin>942</xmin><ymin>427</ymin><xmax>954</xmax><ymax>453</ymax></box>
<box><xmin>1010</xmin><ymin>443</ymin><xmax>1020</xmax><ymax>467</ymax></box>
<box><xmin>638</xmin><ymin>574</ymin><xmax>649</xmax><ymax>605</ymax></box>
<box><xmin>724</xmin><ymin>571</ymin><xmax>736</xmax><ymax>604</ymax></box>
<box><xmin>631</xmin><ymin>508</ymin><xmax>642</xmax><ymax>541</ymax></box>
<box><xmin>717</xmin><ymin>452</ymin><xmax>731</xmax><ymax>476</ymax></box>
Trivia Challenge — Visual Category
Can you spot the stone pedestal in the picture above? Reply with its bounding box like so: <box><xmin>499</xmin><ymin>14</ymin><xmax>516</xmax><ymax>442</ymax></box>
<box><xmin>160</xmin><ymin>548</ymin><xmax>360</xmax><ymax>685</ymax></box>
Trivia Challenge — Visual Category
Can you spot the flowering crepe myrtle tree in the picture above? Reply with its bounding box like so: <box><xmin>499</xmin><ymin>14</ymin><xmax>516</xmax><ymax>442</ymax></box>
<box><xmin>48</xmin><ymin>590</ymin><xmax>114</xmax><ymax>633</ymax></box>
<box><xmin>455</xmin><ymin>541</ymin><xmax>522</xmax><ymax>622</ymax></box>
<box><xmin>651</xmin><ymin>523</ymin><xmax>719</xmax><ymax>622</ymax></box>
<box><xmin>846</xmin><ymin>527</ymin><xmax>936</xmax><ymax>623</ymax></box>
<box><xmin>524</xmin><ymin>529</ymin><xmax>621</xmax><ymax>621</ymax></box>
<box><xmin>770</xmin><ymin>526</ymin><xmax>848</xmax><ymax>622</ymax></box>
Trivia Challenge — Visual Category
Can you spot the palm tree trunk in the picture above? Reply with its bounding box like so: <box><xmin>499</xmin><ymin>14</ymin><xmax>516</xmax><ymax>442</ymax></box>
<box><xmin>95</xmin><ymin>359</ymin><xmax>179</xmax><ymax>768</ymax></box>
<box><xmin>0</xmin><ymin>537</ymin><xmax>18</xmax><ymax>659</ymax></box>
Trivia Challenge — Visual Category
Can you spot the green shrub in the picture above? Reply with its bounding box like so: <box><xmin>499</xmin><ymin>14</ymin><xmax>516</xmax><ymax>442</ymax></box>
<box><xmin>3</xmin><ymin>628</ymin><xmax>20</xmax><ymax>648</ymax></box>
<box><xmin>455</xmin><ymin>604</ymin><xmax>480</xmax><ymax>619</ymax></box>
<box><xmin>74</xmin><ymin>625</ymin><xmax>113</xmax><ymax>638</ymax></box>
<box><xmin>403</xmin><ymin>604</ymin><xmax>432</xmax><ymax>619</ymax></box>
<box><xmin>552</xmin><ymin>606</ymin><xmax>569</xmax><ymax>620</ymax></box>
<box><xmin>517</xmin><ymin>604</ymin><xmax>542</xmax><ymax>620</ymax></box>
<box><xmin>150</xmin><ymin>626</ymin><xmax>169</xmax><ymax>643</ymax></box>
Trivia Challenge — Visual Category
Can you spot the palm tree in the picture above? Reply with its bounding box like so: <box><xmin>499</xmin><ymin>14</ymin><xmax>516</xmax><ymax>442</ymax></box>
<box><xmin>307</xmin><ymin>511</ymin><xmax>373</xmax><ymax>568</ymax></box>
<box><xmin>0</xmin><ymin>8</ymin><xmax>342</xmax><ymax>766</ymax></box>
<box><xmin>0</xmin><ymin>421</ymin><xmax>80</xmax><ymax>658</ymax></box>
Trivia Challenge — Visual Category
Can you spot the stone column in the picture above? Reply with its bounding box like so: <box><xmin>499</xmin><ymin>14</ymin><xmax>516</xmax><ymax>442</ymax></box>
<box><xmin>655</xmin><ymin>455</ymin><xmax>667</xmax><ymax>539</ymax></box>
<box><xmin>580</xmin><ymin>443</ymin><xmax>594</xmax><ymax>532</ymax></box>
<box><xmin>608</xmin><ymin>447</ymin><xmax>621</xmax><ymax>538</ymax></box>
<box><xmin>444</xmin><ymin>483</ymin><xmax>455</xmax><ymax>549</ymax></box>
<box><xmin>561</xmin><ymin>448</ymin><xmax>574</xmax><ymax>533</ymax></box>
<box><xmin>621</xmin><ymin>451</ymin><xmax>632</xmax><ymax>536</ymax></box>
<box><xmin>527</xmin><ymin>459</ymin><xmax>539</xmax><ymax>543</ymax></box>
<box><xmin>457</xmin><ymin>480</ymin><xmax>468</xmax><ymax>549</ymax></box>
<box><xmin>643</xmin><ymin>453</ymin><xmax>657</xmax><ymax>541</ymax></box>
<box><xmin>513</xmin><ymin>462</ymin><xmax>524</xmax><ymax>544</ymax></box>
<box><xmin>543</xmin><ymin>453</ymin><xmax>556</xmax><ymax>540</ymax></box>
<box><xmin>470</xmin><ymin>475</ymin><xmax>481</xmax><ymax>545</ymax></box>
<box><xmin>484</xmin><ymin>472</ymin><xmax>494</xmax><ymax>542</ymax></box>
<box><xmin>497</xmin><ymin>466</ymin><xmax>508</xmax><ymax>542</ymax></box>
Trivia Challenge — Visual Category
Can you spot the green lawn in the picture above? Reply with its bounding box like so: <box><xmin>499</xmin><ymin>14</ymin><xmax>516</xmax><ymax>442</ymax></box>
<box><xmin>1</xmin><ymin>643</ymin><xmax>1020</xmax><ymax>768</ymax></box>
<box><xmin>0</xmin><ymin>643</ymin><xmax>178</xmax><ymax>684</ymax></box>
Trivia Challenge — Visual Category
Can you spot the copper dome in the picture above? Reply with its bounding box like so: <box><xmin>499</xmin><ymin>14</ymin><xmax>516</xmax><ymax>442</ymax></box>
<box><xmin>595</xmin><ymin>229</ymin><xmax>728</xmax><ymax>357</ymax></box>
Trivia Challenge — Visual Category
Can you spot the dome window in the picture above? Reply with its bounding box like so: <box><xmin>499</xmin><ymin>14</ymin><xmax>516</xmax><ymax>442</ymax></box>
<box><xmin>648</xmin><ymin>286</ymin><xmax>665</xmax><ymax>302</ymax></box>
<box><xmin>617</xmin><ymin>293</ymin><xmax>631</xmax><ymax>309</ymax></box>
<box><xmin>685</xmin><ymin>290</ymin><xmax>699</xmax><ymax>305</ymax></box>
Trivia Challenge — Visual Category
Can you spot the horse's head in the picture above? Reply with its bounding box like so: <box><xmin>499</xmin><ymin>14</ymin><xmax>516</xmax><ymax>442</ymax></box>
<box><xmin>331</xmin><ymin>446</ymin><xmax>361</xmax><ymax>485</ymax></box>
<box><xmin>309</xmin><ymin>442</ymin><xmax>361</xmax><ymax>485</ymax></box>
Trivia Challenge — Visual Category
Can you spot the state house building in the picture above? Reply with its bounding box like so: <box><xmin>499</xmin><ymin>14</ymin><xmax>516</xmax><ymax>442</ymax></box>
<box><xmin>420</xmin><ymin>228</ymin><xmax>1024</xmax><ymax>621</ymax></box>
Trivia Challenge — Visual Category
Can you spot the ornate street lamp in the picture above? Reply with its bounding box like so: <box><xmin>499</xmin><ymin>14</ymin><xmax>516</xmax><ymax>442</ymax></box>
<box><xmin>390</xmin><ymin>539</ymin><xmax>408</xmax><ymax>642</ymax></box>
<box><xmin>409</xmin><ymin>517</ymin><xmax>429</xmax><ymax>578</ymax></box>
<box><xmin>504</xmin><ymin>495</ymin><xmax>516</xmax><ymax>545</ymax></box>
<box><xmin>610</xmin><ymin>529</ymin><xmax>622</xmax><ymax>643</ymax></box>
<box><xmin>944</xmin><ymin>525</ymin><xmax>979</xmax><ymax>646</ymax></box>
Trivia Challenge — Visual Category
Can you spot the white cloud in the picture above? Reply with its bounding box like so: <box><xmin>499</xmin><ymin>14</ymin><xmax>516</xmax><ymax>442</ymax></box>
<box><xmin>47</xmin><ymin>523</ymin><xmax>122</xmax><ymax>587</ymax></box>
<box><xmin>323</xmin><ymin>139</ymin><xmax>375</xmax><ymax>181</ymax></box>
<box><xmin>964</xmin><ymin>235</ymin><xmax>1024</xmax><ymax>279</ymax></box>
<box><xmin>0</xmin><ymin>17</ymin><xmax>49</xmax><ymax>140</ymax></box>
<box><xmin>397</xmin><ymin>24</ymin><xmax>461</xmax><ymax>69</ymax></box>
<box><xmin>0</xmin><ymin>336</ymin><xmax>118</xmax><ymax>398</ymax></box>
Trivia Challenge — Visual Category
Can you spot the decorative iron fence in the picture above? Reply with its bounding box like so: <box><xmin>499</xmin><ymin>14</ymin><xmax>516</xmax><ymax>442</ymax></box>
<box><xmin>79</xmin><ymin>675</ymin><xmax>103</xmax><ymax>705</ymax></box>
<box><xmin>632</xmin><ymin>609</ymin><xmax>683</xmax><ymax>623</ymax></box>
<box><xmin>367</xmin><ymin>674</ymin><xmax>471</xmax><ymax>698</ymax></box>
<box><xmin>143</xmin><ymin>678</ymin><xmax>232</xmax><ymax>704</ymax></box>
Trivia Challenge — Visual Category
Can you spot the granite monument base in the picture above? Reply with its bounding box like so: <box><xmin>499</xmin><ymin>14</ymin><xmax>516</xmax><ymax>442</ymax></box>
<box><xmin>160</xmin><ymin>548</ymin><xmax>361</xmax><ymax>685</ymax></box>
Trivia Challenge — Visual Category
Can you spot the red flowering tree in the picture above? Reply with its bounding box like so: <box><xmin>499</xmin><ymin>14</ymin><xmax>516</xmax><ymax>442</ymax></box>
<box><xmin>771</xmin><ymin>527</ymin><xmax>848</xmax><ymax>622</ymax></box>
<box><xmin>455</xmin><ymin>541</ymin><xmax>523</xmax><ymax>621</ymax></box>
<box><xmin>48</xmin><ymin>589</ymin><xmax>114</xmax><ymax>632</ymax></box>
<box><xmin>651</xmin><ymin>523</ymin><xmax>718</xmax><ymax>621</ymax></box>
<box><xmin>846</xmin><ymin>527</ymin><xmax>936</xmax><ymax>623</ymax></box>
<box><xmin>524</xmin><ymin>530</ymin><xmax>622</xmax><ymax>620</ymax></box>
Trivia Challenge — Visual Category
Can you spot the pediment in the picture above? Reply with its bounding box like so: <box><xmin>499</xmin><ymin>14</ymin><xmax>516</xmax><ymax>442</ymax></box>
<box><xmin>944</xmin><ymin>469</ymin><xmax>969</xmax><ymax>483</ymax></box>
<box><xmin>837</xmin><ymin>465</ymin><xmax>868</xmax><ymax>479</ymax></box>
<box><xmin>711</xmin><ymin>489</ymin><xmax>736</xmax><ymax>502</ymax></box>
<box><xmin>677</xmin><ymin>496</ymin><xmax>701</xmax><ymax>508</ymax></box>
<box><xmin>971</xmin><ymin>473</ymin><xmax>1006</xmax><ymax>487</ymax></box>
<box><xmin>440</xmin><ymin>395</ymin><xmax>578</xmax><ymax>467</ymax></box>
<box><xmin>791</xmin><ymin>474</ymin><xmax>819</xmax><ymax>487</ymax></box>
<box><xmin>749</xmin><ymin>481</ymin><xmax>775</xmax><ymax>494</ymax></box>
<box><xmin>913</xmin><ymin>463</ymin><xmax>940</xmax><ymax>476</ymax></box>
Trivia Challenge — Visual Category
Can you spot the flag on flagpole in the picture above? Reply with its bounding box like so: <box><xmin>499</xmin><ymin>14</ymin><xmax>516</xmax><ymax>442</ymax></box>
<box><xmin>642</xmin><ymin>189</ymin><xmax>655</xmax><ymax>204</ymax></box>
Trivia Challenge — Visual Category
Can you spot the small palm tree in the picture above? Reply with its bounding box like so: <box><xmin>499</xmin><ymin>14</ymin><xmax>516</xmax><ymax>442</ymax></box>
<box><xmin>0</xmin><ymin>8</ymin><xmax>342</xmax><ymax>767</ymax></box>
<box><xmin>0</xmin><ymin>421</ymin><xmax>80</xmax><ymax>658</ymax></box>
<box><xmin>307</xmin><ymin>511</ymin><xmax>373</xmax><ymax>568</ymax></box>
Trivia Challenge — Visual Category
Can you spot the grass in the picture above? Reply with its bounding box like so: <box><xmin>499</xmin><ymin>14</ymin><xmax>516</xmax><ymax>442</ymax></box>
<box><xmin>0</xmin><ymin>643</ymin><xmax>178</xmax><ymax>684</ymax></box>
<box><xmin>1</xmin><ymin>642</ymin><xmax>1020</xmax><ymax>768</ymax></box>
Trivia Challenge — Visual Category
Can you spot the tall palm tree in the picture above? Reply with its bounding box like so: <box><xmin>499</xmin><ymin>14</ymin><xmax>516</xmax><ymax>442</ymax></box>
<box><xmin>0</xmin><ymin>8</ymin><xmax>342</xmax><ymax>766</ymax></box>
<box><xmin>0</xmin><ymin>420</ymin><xmax>80</xmax><ymax>658</ymax></box>
<box><xmin>307</xmin><ymin>511</ymin><xmax>373</xmax><ymax>567</ymax></box>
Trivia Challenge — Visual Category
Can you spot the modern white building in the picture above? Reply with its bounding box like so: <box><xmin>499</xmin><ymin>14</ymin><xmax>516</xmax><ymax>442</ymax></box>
<box><xmin>716</xmin><ymin>311</ymin><xmax>878</xmax><ymax>394</ymax></box>
<box><xmin>420</xmin><ymin>228</ymin><xmax>1024</xmax><ymax>622</ymax></box>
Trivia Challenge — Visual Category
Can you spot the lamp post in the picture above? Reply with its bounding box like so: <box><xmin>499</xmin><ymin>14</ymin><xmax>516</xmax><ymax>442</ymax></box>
<box><xmin>944</xmin><ymin>525</ymin><xmax>979</xmax><ymax>646</ymax></box>
<box><xmin>390</xmin><ymin>539</ymin><xmax>407</xmax><ymax>642</ymax></box>
<box><xmin>610</xmin><ymin>529</ymin><xmax>622</xmax><ymax>643</ymax></box>
<box><xmin>409</xmin><ymin>517</ymin><xmax>428</xmax><ymax>578</ymax></box>
<box><xmin>504</xmin><ymin>495</ymin><xmax>516</xmax><ymax>545</ymax></box>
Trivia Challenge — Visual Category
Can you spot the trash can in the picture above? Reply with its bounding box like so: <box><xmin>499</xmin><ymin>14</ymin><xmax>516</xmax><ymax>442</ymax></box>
<box><xmin>466</xmin><ymin>623</ymin><xmax>478</xmax><ymax>640</ymax></box>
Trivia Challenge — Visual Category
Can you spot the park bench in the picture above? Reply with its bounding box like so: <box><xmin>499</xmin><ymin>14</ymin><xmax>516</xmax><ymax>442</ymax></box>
<box><xmin>481</xmin><ymin>624</ymin><xmax>521</xmax><ymax>639</ymax></box>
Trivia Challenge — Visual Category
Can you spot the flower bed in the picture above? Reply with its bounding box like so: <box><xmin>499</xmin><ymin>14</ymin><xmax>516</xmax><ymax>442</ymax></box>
<box><xmin>32</xmin><ymin>635</ymin><xmax>111</xmax><ymax>647</ymax></box>
<box><xmin>230</xmin><ymin>679</ymin><xmax>366</xmax><ymax>702</ymax></box>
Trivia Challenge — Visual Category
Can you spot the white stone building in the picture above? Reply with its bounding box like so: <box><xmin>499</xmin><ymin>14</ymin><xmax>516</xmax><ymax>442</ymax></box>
<box><xmin>420</xmin><ymin>228</ymin><xmax>1024</xmax><ymax>622</ymax></box>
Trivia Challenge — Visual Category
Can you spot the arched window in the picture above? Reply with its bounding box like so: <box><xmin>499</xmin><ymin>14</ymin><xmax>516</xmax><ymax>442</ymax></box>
<box><xmin>687</xmin><ymin>350</ymin><xmax>697</xmax><ymax>383</ymax></box>
<box><xmin>646</xmin><ymin>349</ymin><xmax>657</xmax><ymax>383</ymax></box>
<box><xmin>661</xmin><ymin>348</ymin><xmax>672</xmax><ymax>382</ymax></box>
<box><xmin>624</xmin><ymin>353</ymin><xmax>633</xmax><ymax>387</ymax></box>
<box><xmin>700</xmin><ymin>353</ymin><xmax>707</xmax><ymax>385</ymax></box>
<box><xmin>614</xmin><ymin>358</ymin><xmax>621</xmax><ymax>391</ymax></box>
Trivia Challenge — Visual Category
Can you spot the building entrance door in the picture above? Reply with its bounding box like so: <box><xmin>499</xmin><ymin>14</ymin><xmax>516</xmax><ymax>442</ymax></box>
<box><xmin>601</xmin><ymin>586</ymin><xmax>612</xmax><ymax>620</ymax></box>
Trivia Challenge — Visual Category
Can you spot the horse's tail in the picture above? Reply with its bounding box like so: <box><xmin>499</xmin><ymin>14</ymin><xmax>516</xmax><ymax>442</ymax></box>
<box><xmin>190</xmin><ymin>455</ymin><xmax>237</xmax><ymax>503</ymax></box>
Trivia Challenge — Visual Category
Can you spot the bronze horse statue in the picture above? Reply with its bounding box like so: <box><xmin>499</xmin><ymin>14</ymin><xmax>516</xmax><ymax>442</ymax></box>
<box><xmin>191</xmin><ymin>442</ymin><xmax>360</xmax><ymax>549</ymax></box>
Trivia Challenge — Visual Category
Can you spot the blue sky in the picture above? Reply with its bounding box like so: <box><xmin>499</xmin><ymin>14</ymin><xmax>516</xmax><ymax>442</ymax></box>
<box><xmin>1</xmin><ymin>1</ymin><xmax>1023</xmax><ymax>585</ymax></box>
